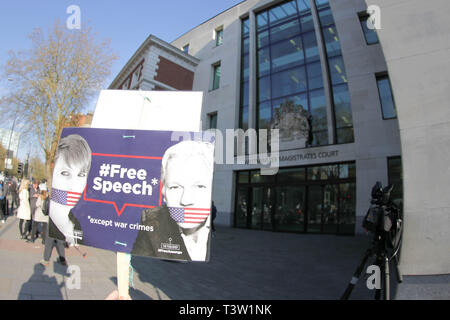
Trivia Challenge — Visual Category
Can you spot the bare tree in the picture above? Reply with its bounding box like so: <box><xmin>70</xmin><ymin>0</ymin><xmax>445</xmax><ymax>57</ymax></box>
<box><xmin>0</xmin><ymin>144</ymin><xmax>6</xmax><ymax>172</ymax></box>
<box><xmin>2</xmin><ymin>20</ymin><xmax>117</xmax><ymax>185</ymax></box>
<box><xmin>29</xmin><ymin>156</ymin><xmax>46</xmax><ymax>181</ymax></box>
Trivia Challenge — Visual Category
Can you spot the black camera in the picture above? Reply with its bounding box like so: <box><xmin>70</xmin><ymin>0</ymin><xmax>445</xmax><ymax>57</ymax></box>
<box><xmin>363</xmin><ymin>181</ymin><xmax>402</xmax><ymax>250</ymax></box>
<box><xmin>342</xmin><ymin>181</ymin><xmax>403</xmax><ymax>300</ymax></box>
<box><xmin>370</xmin><ymin>181</ymin><xmax>393</xmax><ymax>206</ymax></box>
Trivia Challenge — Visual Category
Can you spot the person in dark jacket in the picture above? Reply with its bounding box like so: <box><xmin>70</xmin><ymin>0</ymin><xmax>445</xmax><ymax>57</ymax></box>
<box><xmin>38</xmin><ymin>187</ymin><xmax>66</xmax><ymax>265</ymax></box>
<box><xmin>211</xmin><ymin>201</ymin><xmax>217</xmax><ymax>233</ymax></box>
<box><xmin>8</xmin><ymin>177</ymin><xmax>19</xmax><ymax>215</ymax></box>
<box><xmin>41</xmin><ymin>207</ymin><xmax>67</xmax><ymax>267</ymax></box>
<box><xmin>0</xmin><ymin>181</ymin><xmax>6</xmax><ymax>223</ymax></box>
<box><xmin>131</xmin><ymin>140</ymin><xmax>214</xmax><ymax>262</ymax></box>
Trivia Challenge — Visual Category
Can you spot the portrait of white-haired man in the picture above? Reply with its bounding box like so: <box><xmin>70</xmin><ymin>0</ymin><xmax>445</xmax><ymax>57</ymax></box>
<box><xmin>131</xmin><ymin>140</ymin><xmax>215</xmax><ymax>261</ymax></box>
<box><xmin>48</xmin><ymin>134</ymin><xmax>92</xmax><ymax>245</ymax></box>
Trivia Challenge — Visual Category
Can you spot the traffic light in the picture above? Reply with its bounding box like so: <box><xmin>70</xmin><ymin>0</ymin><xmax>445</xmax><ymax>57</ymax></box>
<box><xmin>17</xmin><ymin>162</ymin><xmax>23</xmax><ymax>176</ymax></box>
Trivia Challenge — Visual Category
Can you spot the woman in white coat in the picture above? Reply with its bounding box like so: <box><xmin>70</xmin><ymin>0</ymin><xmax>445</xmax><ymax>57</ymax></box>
<box><xmin>17</xmin><ymin>179</ymin><xmax>31</xmax><ymax>239</ymax></box>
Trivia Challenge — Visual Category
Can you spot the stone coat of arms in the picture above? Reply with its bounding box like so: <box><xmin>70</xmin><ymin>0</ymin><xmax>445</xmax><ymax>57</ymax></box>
<box><xmin>270</xmin><ymin>99</ymin><xmax>311</xmax><ymax>149</ymax></box>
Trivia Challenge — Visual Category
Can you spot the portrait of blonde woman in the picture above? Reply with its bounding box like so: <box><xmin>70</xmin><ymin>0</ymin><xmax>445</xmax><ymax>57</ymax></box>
<box><xmin>48</xmin><ymin>134</ymin><xmax>92</xmax><ymax>245</ymax></box>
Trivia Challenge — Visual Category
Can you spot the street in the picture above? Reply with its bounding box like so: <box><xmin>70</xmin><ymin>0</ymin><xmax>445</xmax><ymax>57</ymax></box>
<box><xmin>0</xmin><ymin>212</ymin><xmax>448</xmax><ymax>300</ymax></box>
<box><xmin>0</xmin><ymin>211</ymin><xmax>376</xmax><ymax>300</ymax></box>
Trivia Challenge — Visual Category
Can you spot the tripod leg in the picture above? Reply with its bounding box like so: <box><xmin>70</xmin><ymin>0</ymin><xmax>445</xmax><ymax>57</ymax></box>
<box><xmin>384</xmin><ymin>256</ymin><xmax>390</xmax><ymax>300</ymax></box>
<box><xmin>340</xmin><ymin>249</ymin><xmax>372</xmax><ymax>300</ymax></box>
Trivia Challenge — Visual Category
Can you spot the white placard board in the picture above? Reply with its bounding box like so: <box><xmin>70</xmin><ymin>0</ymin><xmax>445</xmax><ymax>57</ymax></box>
<box><xmin>91</xmin><ymin>90</ymin><xmax>203</xmax><ymax>131</ymax></box>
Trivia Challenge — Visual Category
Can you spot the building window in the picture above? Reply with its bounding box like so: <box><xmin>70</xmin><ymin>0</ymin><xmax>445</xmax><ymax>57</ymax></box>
<box><xmin>212</xmin><ymin>63</ymin><xmax>221</xmax><ymax>90</ymax></box>
<box><xmin>138</xmin><ymin>64</ymin><xmax>143</xmax><ymax>80</ymax></box>
<box><xmin>315</xmin><ymin>0</ymin><xmax>329</xmax><ymax>9</ymax></box>
<box><xmin>239</xmin><ymin>18</ymin><xmax>250</xmax><ymax>130</ymax></box>
<box><xmin>316</xmin><ymin>1</ymin><xmax>354</xmax><ymax>144</ymax></box>
<box><xmin>241</xmin><ymin>0</ymin><xmax>356</xmax><ymax>147</ymax></box>
<box><xmin>122</xmin><ymin>78</ymin><xmax>130</xmax><ymax>90</ymax></box>
<box><xmin>376</xmin><ymin>74</ymin><xmax>397</xmax><ymax>119</ymax></box>
<box><xmin>182</xmin><ymin>44</ymin><xmax>189</xmax><ymax>54</ymax></box>
<box><xmin>359</xmin><ymin>13</ymin><xmax>379</xmax><ymax>45</ymax></box>
<box><xmin>215</xmin><ymin>27</ymin><xmax>224</xmax><ymax>46</ymax></box>
<box><xmin>249</xmin><ymin>0</ymin><xmax>354</xmax><ymax>148</ymax></box>
<box><xmin>208</xmin><ymin>113</ymin><xmax>218</xmax><ymax>129</ymax></box>
<box><xmin>255</xmin><ymin>0</ymin><xmax>332</xmax><ymax>147</ymax></box>
<box><xmin>130</xmin><ymin>65</ymin><xmax>142</xmax><ymax>89</ymax></box>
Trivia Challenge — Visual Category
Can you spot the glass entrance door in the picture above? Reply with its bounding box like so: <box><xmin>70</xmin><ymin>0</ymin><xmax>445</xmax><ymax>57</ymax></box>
<box><xmin>307</xmin><ymin>185</ymin><xmax>323</xmax><ymax>233</ymax></box>
<box><xmin>251</xmin><ymin>187</ymin><xmax>263</xmax><ymax>229</ymax></box>
<box><xmin>323</xmin><ymin>184</ymin><xmax>339</xmax><ymax>233</ymax></box>
<box><xmin>305</xmin><ymin>184</ymin><xmax>340</xmax><ymax>234</ymax></box>
<box><xmin>247</xmin><ymin>186</ymin><xmax>276</xmax><ymax>230</ymax></box>
<box><xmin>235</xmin><ymin>163</ymin><xmax>356</xmax><ymax>234</ymax></box>
<box><xmin>235</xmin><ymin>187</ymin><xmax>250</xmax><ymax>228</ymax></box>
<box><xmin>276</xmin><ymin>186</ymin><xmax>306</xmax><ymax>232</ymax></box>
<box><xmin>262</xmin><ymin>186</ymin><xmax>275</xmax><ymax>231</ymax></box>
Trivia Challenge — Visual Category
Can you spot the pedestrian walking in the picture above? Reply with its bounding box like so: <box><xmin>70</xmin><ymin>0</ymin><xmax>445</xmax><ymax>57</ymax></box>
<box><xmin>0</xmin><ymin>181</ymin><xmax>6</xmax><ymax>223</ymax></box>
<box><xmin>41</xmin><ymin>221</ymin><xmax>67</xmax><ymax>267</ymax></box>
<box><xmin>39</xmin><ymin>180</ymin><xmax>67</xmax><ymax>266</ymax></box>
<box><xmin>17</xmin><ymin>179</ymin><xmax>31</xmax><ymax>239</ymax></box>
<box><xmin>29</xmin><ymin>189</ymin><xmax>49</xmax><ymax>243</ymax></box>
<box><xmin>211</xmin><ymin>201</ymin><xmax>217</xmax><ymax>233</ymax></box>
<box><xmin>9</xmin><ymin>176</ymin><xmax>19</xmax><ymax>214</ymax></box>
<box><xmin>5</xmin><ymin>178</ymin><xmax>12</xmax><ymax>217</ymax></box>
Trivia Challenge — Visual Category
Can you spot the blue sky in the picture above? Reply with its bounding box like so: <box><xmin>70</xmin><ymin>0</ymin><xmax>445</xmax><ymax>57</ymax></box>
<box><xmin>0</xmin><ymin>0</ymin><xmax>244</xmax><ymax>160</ymax></box>
<box><xmin>1</xmin><ymin>0</ymin><xmax>244</xmax><ymax>84</ymax></box>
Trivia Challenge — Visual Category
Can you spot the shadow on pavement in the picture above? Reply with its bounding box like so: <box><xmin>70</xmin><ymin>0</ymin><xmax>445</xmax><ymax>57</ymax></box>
<box><xmin>18</xmin><ymin>263</ymin><xmax>64</xmax><ymax>300</ymax></box>
<box><xmin>128</xmin><ymin>227</ymin><xmax>389</xmax><ymax>300</ymax></box>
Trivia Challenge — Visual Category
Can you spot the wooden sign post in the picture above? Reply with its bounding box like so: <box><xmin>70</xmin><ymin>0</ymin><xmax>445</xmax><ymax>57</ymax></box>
<box><xmin>117</xmin><ymin>252</ymin><xmax>132</xmax><ymax>299</ymax></box>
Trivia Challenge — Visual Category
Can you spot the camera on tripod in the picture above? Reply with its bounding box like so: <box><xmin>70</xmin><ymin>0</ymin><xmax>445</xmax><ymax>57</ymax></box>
<box><xmin>341</xmin><ymin>181</ymin><xmax>403</xmax><ymax>300</ymax></box>
<box><xmin>363</xmin><ymin>182</ymin><xmax>402</xmax><ymax>249</ymax></box>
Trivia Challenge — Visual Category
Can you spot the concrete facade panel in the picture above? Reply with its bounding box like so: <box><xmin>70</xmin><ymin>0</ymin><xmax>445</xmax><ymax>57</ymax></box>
<box><xmin>387</xmin><ymin>48</ymin><xmax>450</xmax><ymax>130</ymax></box>
<box><xmin>210</xmin><ymin>168</ymin><xmax>235</xmax><ymax>226</ymax></box>
<box><xmin>365</xmin><ymin>0</ymin><xmax>450</xmax><ymax>274</ymax></box>
<box><xmin>401</xmin><ymin>208</ymin><xmax>450</xmax><ymax>275</ymax></box>
<box><xmin>368</xmin><ymin>0</ymin><xmax>450</xmax><ymax>62</ymax></box>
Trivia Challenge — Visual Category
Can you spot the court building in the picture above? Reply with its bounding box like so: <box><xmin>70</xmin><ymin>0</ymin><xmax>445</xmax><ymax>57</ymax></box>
<box><xmin>108</xmin><ymin>0</ymin><xmax>450</xmax><ymax>276</ymax></box>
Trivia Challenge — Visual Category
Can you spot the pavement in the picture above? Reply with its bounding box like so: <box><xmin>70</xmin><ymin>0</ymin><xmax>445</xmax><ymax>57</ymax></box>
<box><xmin>0</xmin><ymin>213</ymin><xmax>448</xmax><ymax>300</ymax></box>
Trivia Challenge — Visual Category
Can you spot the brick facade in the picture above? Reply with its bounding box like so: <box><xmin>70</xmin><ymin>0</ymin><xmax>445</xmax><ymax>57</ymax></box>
<box><xmin>154</xmin><ymin>56</ymin><xmax>194</xmax><ymax>90</ymax></box>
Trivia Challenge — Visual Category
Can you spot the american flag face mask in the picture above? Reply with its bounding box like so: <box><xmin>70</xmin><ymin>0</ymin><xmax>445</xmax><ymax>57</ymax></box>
<box><xmin>168</xmin><ymin>207</ymin><xmax>210</xmax><ymax>224</ymax></box>
<box><xmin>51</xmin><ymin>188</ymin><xmax>82</xmax><ymax>207</ymax></box>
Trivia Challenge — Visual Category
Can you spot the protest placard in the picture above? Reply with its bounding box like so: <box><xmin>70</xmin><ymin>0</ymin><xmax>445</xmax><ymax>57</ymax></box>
<box><xmin>48</xmin><ymin>90</ymin><xmax>209</xmax><ymax>298</ymax></box>
<box><xmin>49</xmin><ymin>127</ymin><xmax>215</xmax><ymax>262</ymax></box>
